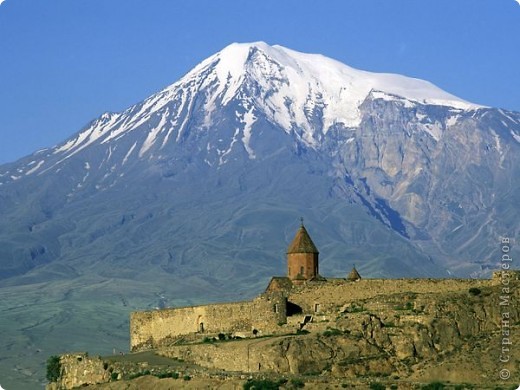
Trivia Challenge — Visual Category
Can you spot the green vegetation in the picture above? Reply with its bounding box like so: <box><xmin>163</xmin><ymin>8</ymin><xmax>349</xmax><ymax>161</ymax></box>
<box><xmin>468</xmin><ymin>287</ymin><xmax>481</xmax><ymax>296</ymax></box>
<box><xmin>289</xmin><ymin>378</ymin><xmax>305</xmax><ymax>388</ymax></box>
<box><xmin>369</xmin><ymin>383</ymin><xmax>386</xmax><ymax>390</ymax></box>
<box><xmin>129</xmin><ymin>372</ymin><xmax>144</xmax><ymax>379</ymax></box>
<box><xmin>241</xmin><ymin>377</ymin><xmax>304</xmax><ymax>389</ymax></box>
<box><xmin>110</xmin><ymin>372</ymin><xmax>119</xmax><ymax>381</ymax></box>
<box><xmin>45</xmin><ymin>355</ymin><xmax>61</xmax><ymax>382</ymax></box>
<box><xmin>202</xmin><ymin>333</ymin><xmax>241</xmax><ymax>343</ymax></box>
<box><xmin>421</xmin><ymin>382</ymin><xmax>446</xmax><ymax>390</ymax></box>
<box><xmin>243</xmin><ymin>378</ymin><xmax>287</xmax><ymax>390</ymax></box>
<box><xmin>183</xmin><ymin>374</ymin><xmax>191</xmax><ymax>381</ymax></box>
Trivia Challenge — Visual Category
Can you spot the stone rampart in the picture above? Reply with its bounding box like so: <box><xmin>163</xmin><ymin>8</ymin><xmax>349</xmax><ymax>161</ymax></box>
<box><xmin>130</xmin><ymin>276</ymin><xmax>500</xmax><ymax>352</ymax></box>
<box><xmin>157</xmin><ymin>279</ymin><xmax>518</xmax><ymax>379</ymax></box>
<box><xmin>131</xmin><ymin>293</ymin><xmax>286</xmax><ymax>351</ymax></box>
<box><xmin>287</xmin><ymin>277</ymin><xmax>495</xmax><ymax>314</ymax></box>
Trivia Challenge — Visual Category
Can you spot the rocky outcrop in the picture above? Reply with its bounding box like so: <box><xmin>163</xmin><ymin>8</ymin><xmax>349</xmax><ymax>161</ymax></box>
<box><xmin>46</xmin><ymin>353</ymin><xmax>110</xmax><ymax>390</ymax></box>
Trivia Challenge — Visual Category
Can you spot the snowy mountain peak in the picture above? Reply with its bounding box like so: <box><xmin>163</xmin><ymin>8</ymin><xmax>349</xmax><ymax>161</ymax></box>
<box><xmin>175</xmin><ymin>42</ymin><xmax>482</xmax><ymax>132</ymax></box>
<box><xmin>14</xmin><ymin>42</ymin><xmax>488</xmax><ymax>174</ymax></box>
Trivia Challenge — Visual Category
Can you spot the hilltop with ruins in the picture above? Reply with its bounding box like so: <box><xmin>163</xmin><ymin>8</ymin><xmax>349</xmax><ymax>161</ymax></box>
<box><xmin>47</xmin><ymin>224</ymin><xmax>519</xmax><ymax>389</ymax></box>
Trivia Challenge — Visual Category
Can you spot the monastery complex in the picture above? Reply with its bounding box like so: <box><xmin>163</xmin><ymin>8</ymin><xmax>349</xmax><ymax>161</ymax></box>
<box><xmin>130</xmin><ymin>223</ymin><xmax>507</xmax><ymax>352</ymax></box>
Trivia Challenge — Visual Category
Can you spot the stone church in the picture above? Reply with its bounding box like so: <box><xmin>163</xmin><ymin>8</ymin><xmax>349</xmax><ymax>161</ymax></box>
<box><xmin>286</xmin><ymin>222</ymin><xmax>320</xmax><ymax>280</ymax></box>
<box><xmin>130</xmin><ymin>222</ymin><xmax>345</xmax><ymax>351</ymax></box>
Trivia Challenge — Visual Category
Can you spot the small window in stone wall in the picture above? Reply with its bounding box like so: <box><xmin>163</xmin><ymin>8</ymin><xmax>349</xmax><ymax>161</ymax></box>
<box><xmin>300</xmin><ymin>266</ymin><xmax>304</xmax><ymax>275</ymax></box>
<box><xmin>314</xmin><ymin>303</ymin><xmax>320</xmax><ymax>312</ymax></box>
<box><xmin>274</xmin><ymin>304</ymin><xmax>279</xmax><ymax>313</ymax></box>
<box><xmin>199</xmin><ymin>322</ymin><xmax>204</xmax><ymax>333</ymax></box>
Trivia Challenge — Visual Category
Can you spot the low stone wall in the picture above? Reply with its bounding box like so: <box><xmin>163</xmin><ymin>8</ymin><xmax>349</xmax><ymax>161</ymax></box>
<box><xmin>130</xmin><ymin>293</ymin><xmax>286</xmax><ymax>351</ymax></box>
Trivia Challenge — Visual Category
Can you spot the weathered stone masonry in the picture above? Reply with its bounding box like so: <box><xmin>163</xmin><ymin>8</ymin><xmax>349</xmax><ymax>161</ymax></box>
<box><xmin>131</xmin><ymin>292</ymin><xmax>286</xmax><ymax>351</ymax></box>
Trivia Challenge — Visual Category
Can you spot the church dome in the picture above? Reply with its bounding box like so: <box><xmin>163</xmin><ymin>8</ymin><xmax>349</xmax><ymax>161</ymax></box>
<box><xmin>287</xmin><ymin>225</ymin><xmax>319</xmax><ymax>254</ymax></box>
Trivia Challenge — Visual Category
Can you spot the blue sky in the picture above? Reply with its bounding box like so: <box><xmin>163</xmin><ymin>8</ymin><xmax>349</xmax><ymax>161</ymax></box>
<box><xmin>0</xmin><ymin>0</ymin><xmax>518</xmax><ymax>164</ymax></box>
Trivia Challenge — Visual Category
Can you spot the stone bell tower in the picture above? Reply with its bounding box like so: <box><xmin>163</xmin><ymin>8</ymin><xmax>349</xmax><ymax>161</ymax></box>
<box><xmin>287</xmin><ymin>219</ymin><xmax>319</xmax><ymax>280</ymax></box>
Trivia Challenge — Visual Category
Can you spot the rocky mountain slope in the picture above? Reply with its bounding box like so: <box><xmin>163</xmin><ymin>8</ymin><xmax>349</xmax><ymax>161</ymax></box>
<box><xmin>0</xmin><ymin>42</ymin><xmax>518</xmax><ymax>388</ymax></box>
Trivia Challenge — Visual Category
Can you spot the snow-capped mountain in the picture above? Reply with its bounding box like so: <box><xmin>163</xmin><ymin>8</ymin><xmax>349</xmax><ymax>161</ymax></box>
<box><xmin>0</xmin><ymin>41</ymin><xmax>519</xmax><ymax>284</ymax></box>
<box><xmin>1</xmin><ymin>42</ymin><xmax>519</xmax><ymax>387</ymax></box>
<box><xmin>2</xmin><ymin>42</ymin><xmax>483</xmax><ymax>177</ymax></box>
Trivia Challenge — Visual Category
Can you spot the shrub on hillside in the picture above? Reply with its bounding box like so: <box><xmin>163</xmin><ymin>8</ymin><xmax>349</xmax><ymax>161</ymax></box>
<box><xmin>290</xmin><ymin>378</ymin><xmax>305</xmax><ymax>388</ymax></box>
<box><xmin>468</xmin><ymin>287</ymin><xmax>481</xmax><ymax>296</ymax></box>
<box><xmin>46</xmin><ymin>355</ymin><xmax>61</xmax><ymax>382</ymax></box>
<box><xmin>422</xmin><ymin>382</ymin><xmax>446</xmax><ymax>390</ymax></box>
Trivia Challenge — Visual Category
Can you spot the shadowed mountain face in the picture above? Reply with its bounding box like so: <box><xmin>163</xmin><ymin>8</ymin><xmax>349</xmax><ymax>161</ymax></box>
<box><xmin>0</xmin><ymin>42</ymin><xmax>518</xmax><ymax>388</ymax></box>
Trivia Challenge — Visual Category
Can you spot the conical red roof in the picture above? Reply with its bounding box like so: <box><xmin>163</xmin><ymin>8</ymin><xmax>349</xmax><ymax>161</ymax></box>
<box><xmin>287</xmin><ymin>225</ymin><xmax>319</xmax><ymax>254</ymax></box>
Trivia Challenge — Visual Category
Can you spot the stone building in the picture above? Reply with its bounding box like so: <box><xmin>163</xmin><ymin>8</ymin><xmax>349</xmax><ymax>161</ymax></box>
<box><xmin>129</xmin><ymin>222</ymin><xmax>504</xmax><ymax>352</ymax></box>
<box><xmin>286</xmin><ymin>222</ymin><xmax>320</xmax><ymax>281</ymax></box>
<box><xmin>131</xmin><ymin>222</ymin><xmax>321</xmax><ymax>351</ymax></box>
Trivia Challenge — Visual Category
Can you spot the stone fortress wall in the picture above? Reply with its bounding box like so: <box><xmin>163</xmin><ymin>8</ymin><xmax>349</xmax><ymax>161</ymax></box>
<box><xmin>130</xmin><ymin>275</ymin><xmax>502</xmax><ymax>352</ymax></box>
<box><xmin>130</xmin><ymin>292</ymin><xmax>286</xmax><ymax>351</ymax></box>
<box><xmin>286</xmin><ymin>277</ymin><xmax>499</xmax><ymax>314</ymax></box>
<box><xmin>129</xmin><ymin>223</ymin><xmax>514</xmax><ymax>352</ymax></box>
